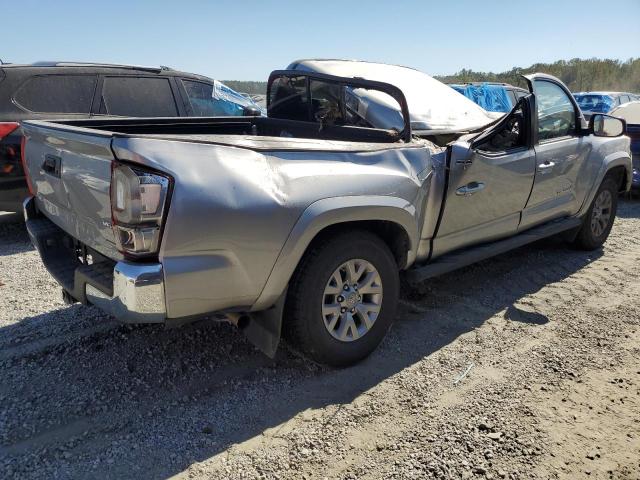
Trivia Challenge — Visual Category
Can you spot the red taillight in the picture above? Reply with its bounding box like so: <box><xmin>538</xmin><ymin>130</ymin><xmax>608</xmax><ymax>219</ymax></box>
<box><xmin>0</xmin><ymin>122</ymin><xmax>19</xmax><ymax>140</ymax></box>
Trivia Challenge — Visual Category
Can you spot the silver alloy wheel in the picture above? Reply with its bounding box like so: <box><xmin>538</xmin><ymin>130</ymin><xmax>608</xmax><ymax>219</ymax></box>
<box><xmin>321</xmin><ymin>259</ymin><xmax>383</xmax><ymax>342</ymax></box>
<box><xmin>591</xmin><ymin>189</ymin><xmax>613</xmax><ymax>237</ymax></box>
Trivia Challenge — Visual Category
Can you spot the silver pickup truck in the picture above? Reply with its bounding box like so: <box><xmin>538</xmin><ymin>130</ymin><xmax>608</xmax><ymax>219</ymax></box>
<box><xmin>21</xmin><ymin>61</ymin><xmax>632</xmax><ymax>366</ymax></box>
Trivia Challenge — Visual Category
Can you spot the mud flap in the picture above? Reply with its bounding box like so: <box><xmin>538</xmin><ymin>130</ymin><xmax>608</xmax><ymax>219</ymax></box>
<box><xmin>241</xmin><ymin>291</ymin><xmax>287</xmax><ymax>358</ymax></box>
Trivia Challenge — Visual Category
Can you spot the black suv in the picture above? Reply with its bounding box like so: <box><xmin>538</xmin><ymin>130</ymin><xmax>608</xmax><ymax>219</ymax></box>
<box><xmin>0</xmin><ymin>62</ymin><xmax>261</xmax><ymax>212</ymax></box>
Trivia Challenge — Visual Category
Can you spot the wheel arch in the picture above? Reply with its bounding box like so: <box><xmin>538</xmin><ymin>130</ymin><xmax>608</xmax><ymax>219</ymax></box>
<box><xmin>251</xmin><ymin>196</ymin><xmax>419</xmax><ymax>311</ymax></box>
<box><xmin>577</xmin><ymin>152</ymin><xmax>632</xmax><ymax>218</ymax></box>
<box><xmin>604</xmin><ymin>164</ymin><xmax>629</xmax><ymax>192</ymax></box>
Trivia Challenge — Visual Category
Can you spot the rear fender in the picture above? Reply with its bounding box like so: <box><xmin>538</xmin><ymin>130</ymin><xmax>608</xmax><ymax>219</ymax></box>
<box><xmin>251</xmin><ymin>195</ymin><xmax>418</xmax><ymax>311</ymax></box>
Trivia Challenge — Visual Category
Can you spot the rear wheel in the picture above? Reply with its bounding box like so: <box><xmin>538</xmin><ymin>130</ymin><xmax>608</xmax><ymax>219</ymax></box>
<box><xmin>284</xmin><ymin>230</ymin><xmax>399</xmax><ymax>367</ymax></box>
<box><xmin>573</xmin><ymin>176</ymin><xmax>618</xmax><ymax>250</ymax></box>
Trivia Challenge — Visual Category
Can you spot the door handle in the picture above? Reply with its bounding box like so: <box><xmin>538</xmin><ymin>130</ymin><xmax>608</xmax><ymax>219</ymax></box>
<box><xmin>456</xmin><ymin>182</ymin><xmax>485</xmax><ymax>196</ymax></box>
<box><xmin>42</xmin><ymin>154</ymin><xmax>62</xmax><ymax>178</ymax></box>
<box><xmin>537</xmin><ymin>160</ymin><xmax>556</xmax><ymax>173</ymax></box>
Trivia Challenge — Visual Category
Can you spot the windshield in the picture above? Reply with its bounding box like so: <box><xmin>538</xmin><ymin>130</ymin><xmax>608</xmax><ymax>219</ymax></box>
<box><xmin>289</xmin><ymin>60</ymin><xmax>496</xmax><ymax>132</ymax></box>
<box><xmin>573</xmin><ymin>94</ymin><xmax>614</xmax><ymax>113</ymax></box>
<box><xmin>182</xmin><ymin>79</ymin><xmax>264</xmax><ymax>116</ymax></box>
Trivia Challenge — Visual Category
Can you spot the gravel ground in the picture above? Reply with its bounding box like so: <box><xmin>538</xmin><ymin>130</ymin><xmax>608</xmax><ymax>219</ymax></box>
<box><xmin>0</xmin><ymin>203</ymin><xmax>639</xmax><ymax>480</ymax></box>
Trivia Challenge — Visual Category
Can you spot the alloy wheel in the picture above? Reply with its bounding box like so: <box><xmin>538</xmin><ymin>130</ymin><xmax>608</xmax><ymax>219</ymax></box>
<box><xmin>321</xmin><ymin>259</ymin><xmax>383</xmax><ymax>342</ymax></box>
<box><xmin>591</xmin><ymin>189</ymin><xmax>613</xmax><ymax>237</ymax></box>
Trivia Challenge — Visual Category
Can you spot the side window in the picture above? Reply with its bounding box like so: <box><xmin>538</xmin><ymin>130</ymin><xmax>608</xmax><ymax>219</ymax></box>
<box><xmin>100</xmin><ymin>77</ymin><xmax>177</xmax><ymax>117</ymax></box>
<box><xmin>14</xmin><ymin>75</ymin><xmax>96</xmax><ymax>113</ymax></box>
<box><xmin>619</xmin><ymin>95</ymin><xmax>630</xmax><ymax>104</ymax></box>
<box><xmin>181</xmin><ymin>80</ymin><xmax>244</xmax><ymax>116</ymax></box>
<box><xmin>534</xmin><ymin>80</ymin><xmax>576</xmax><ymax>141</ymax></box>
<box><xmin>477</xmin><ymin>103</ymin><xmax>526</xmax><ymax>153</ymax></box>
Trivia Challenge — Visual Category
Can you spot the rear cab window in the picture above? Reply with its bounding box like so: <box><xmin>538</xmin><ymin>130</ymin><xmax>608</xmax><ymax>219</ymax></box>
<box><xmin>13</xmin><ymin>75</ymin><xmax>97</xmax><ymax>113</ymax></box>
<box><xmin>99</xmin><ymin>76</ymin><xmax>178</xmax><ymax>117</ymax></box>
<box><xmin>269</xmin><ymin>74</ymin><xmax>404</xmax><ymax>130</ymax></box>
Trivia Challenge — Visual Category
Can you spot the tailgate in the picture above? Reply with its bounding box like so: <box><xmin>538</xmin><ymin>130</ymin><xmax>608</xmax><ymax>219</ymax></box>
<box><xmin>22</xmin><ymin>121</ymin><xmax>121</xmax><ymax>260</ymax></box>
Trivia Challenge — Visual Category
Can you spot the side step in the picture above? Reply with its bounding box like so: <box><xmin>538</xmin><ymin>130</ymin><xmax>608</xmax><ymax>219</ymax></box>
<box><xmin>405</xmin><ymin>217</ymin><xmax>582</xmax><ymax>284</ymax></box>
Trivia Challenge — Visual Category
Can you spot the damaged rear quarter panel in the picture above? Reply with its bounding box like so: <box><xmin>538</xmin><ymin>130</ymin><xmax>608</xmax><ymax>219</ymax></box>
<box><xmin>112</xmin><ymin>137</ymin><xmax>435</xmax><ymax>319</ymax></box>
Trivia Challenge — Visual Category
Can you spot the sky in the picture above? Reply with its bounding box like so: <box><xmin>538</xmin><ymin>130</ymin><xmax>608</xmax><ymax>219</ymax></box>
<box><xmin>2</xmin><ymin>0</ymin><xmax>639</xmax><ymax>80</ymax></box>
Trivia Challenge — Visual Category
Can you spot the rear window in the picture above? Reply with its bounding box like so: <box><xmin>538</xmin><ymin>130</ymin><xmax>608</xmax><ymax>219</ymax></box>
<box><xmin>14</xmin><ymin>75</ymin><xmax>97</xmax><ymax>113</ymax></box>
<box><xmin>269</xmin><ymin>75</ymin><xmax>309</xmax><ymax>121</ymax></box>
<box><xmin>100</xmin><ymin>77</ymin><xmax>178</xmax><ymax>117</ymax></box>
<box><xmin>269</xmin><ymin>74</ymin><xmax>404</xmax><ymax>130</ymax></box>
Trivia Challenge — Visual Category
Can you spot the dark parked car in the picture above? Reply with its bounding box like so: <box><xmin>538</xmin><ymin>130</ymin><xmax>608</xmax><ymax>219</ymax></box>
<box><xmin>0</xmin><ymin>62</ymin><xmax>262</xmax><ymax>212</ymax></box>
<box><xmin>449</xmin><ymin>82</ymin><xmax>529</xmax><ymax>113</ymax></box>
<box><xmin>573</xmin><ymin>91</ymin><xmax>639</xmax><ymax>121</ymax></box>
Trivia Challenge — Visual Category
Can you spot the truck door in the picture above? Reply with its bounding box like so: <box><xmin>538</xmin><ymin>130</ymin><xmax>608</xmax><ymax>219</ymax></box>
<box><xmin>431</xmin><ymin>99</ymin><xmax>536</xmax><ymax>258</ymax></box>
<box><xmin>520</xmin><ymin>76</ymin><xmax>590</xmax><ymax>229</ymax></box>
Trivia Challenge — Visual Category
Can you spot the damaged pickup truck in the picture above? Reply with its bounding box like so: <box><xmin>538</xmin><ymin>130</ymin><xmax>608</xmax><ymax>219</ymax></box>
<box><xmin>21</xmin><ymin>61</ymin><xmax>632</xmax><ymax>366</ymax></box>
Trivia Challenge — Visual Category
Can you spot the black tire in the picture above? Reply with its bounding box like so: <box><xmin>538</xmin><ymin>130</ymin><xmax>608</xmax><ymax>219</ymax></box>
<box><xmin>573</xmin><ymin>176</ymin><xmax>618</xmax><ymax>250</ymax></box>
<box><xmin>283</xmin><ymin>229</ymin><xmax>399</xmax><ymax>367</ymax></box>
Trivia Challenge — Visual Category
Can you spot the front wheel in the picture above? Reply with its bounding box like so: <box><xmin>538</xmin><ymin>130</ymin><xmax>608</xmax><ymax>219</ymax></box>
<box><xmin>284</xmin><ymin>230</ymin><xmax>399</xmax><ymax>367</ymax></box>
<box><xmin>573</xmin><ymin>176</ymin><xmax>618</xmax><ymax>250</ymax></box>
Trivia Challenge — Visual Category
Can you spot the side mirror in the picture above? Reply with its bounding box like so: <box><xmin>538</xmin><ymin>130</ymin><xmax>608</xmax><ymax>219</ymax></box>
<box><xmin>242</xmin><ymin>105</ymin><xmax>262</xmax><ymax>117</ymax></box>
<box><xmin>590</xmin><ymin>114</ymin><xmax>626</xmax><ymax>137</ymax></box>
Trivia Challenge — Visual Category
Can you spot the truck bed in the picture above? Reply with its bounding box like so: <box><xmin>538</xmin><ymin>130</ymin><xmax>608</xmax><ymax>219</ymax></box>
<box><xmin>34</xmin><ymin>116</ymin><xmax>411</xmax><ymax>151</ymax></box>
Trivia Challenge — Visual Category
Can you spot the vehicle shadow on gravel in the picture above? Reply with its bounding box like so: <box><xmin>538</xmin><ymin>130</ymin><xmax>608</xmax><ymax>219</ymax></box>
<box><xmin>0</xmin><ymin>239</ymin><xmax>603</xmax><ymax>479</ymax></box>
<box><xmin>0</xmin><ymin>212</ymin><xmax>33</xmax><ymax>257</ymax></box>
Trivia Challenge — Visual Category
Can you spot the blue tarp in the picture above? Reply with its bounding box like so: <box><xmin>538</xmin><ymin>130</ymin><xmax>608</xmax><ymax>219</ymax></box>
<box><xmin>450</xmin><ymin>84</ymin><xmax>513</xmax><ymax>113</ymax></box>
<box><xmin>573</xmin><ymin>94</ymin><xmax>615</xmax><ymax>114</ymax></box>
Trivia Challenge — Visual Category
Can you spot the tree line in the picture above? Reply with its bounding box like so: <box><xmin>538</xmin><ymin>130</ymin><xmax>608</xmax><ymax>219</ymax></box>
<box><xmin>225</xmin><ymin>58</ymin><xmax>640</xmax><ymax>95</ymax></box>
<box><xmin>436</xmin><ymin>58</ymin><xmax>640</xmax><ymax>93</ymax></box>
<box><xmin>222</xmin><ymin>80</ymin><xmax>268</xmax><ymax>95</ymax></box>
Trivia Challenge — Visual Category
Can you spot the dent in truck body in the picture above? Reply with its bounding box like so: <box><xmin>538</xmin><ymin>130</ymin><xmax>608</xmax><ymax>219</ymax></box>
<box><xmin>111</xmin><ymin>136</ymin><xmax>437</xmax><ymax>320</ymax></box>
<box><xmin>23</xmin><ymin>124</ymin><xmax>122</xmax><ymax>261</ymax></box>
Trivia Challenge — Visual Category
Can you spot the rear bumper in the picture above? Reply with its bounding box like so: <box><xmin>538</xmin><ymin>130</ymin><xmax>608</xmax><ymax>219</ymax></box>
<box><xmin>85</xmin><ymin>263</ymin><xmax>166</xmax><ymax>323</ymax></box>
<box><xmin>24</xmin><ymin>196</ymin><xmax>166</xmax><ymax>323</ymax></box>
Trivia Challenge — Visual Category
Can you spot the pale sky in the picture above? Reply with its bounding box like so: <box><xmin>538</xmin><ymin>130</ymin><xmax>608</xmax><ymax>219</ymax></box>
<box><xmin>3</xmin><ymin>0</ymin><xmax>639</xmax><ymax>80</ymax></box>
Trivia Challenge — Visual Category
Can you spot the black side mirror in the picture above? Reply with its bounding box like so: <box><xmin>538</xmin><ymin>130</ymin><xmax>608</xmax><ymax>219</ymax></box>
<box><xmin>590</xmin><ymin>114</ymin><xmax>626</xmax><ymax>137</ymax></box>
<box><xmin>242</xmin><ymin>105</ymin><xmax>262</xmax><ymax>117</ymax></box>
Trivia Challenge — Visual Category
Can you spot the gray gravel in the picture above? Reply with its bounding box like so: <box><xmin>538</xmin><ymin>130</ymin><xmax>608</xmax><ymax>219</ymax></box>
<box><xmin>0</xmin><ymin>203</ymin><xmax>639</xmax><ymax>479</ymax></box>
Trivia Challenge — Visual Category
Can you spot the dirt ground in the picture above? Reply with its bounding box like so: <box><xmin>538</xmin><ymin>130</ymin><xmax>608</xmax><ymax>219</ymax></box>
<box><xmin>0</xmin><ymin>200</ymin><xmax>639</xmax><ymax>480</ymax></box>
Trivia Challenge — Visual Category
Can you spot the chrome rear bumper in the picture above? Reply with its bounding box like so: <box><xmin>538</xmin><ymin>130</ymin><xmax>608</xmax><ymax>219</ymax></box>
<box><xmin>24</xmin><ymin>196</ymin><xmax>166</xmax><ymax>323</ymax></box>
<box><xmin>85</xmin><ymin>262</ymin><xmax>166</xmax><ymax>323</ymax></box>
